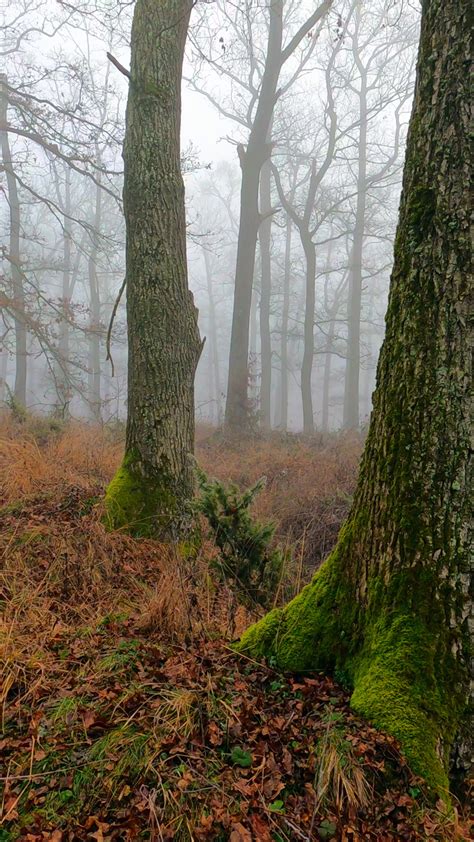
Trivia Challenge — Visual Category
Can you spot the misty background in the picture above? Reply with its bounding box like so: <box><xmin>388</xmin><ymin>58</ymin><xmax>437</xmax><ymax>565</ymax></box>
<box><xmin>0</xmin><ymin>0</ymin><xmax>420</xmax><ymax>432</ymax></box>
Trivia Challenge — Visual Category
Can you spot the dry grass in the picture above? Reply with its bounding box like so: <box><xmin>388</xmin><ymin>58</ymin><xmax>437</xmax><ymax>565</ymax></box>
<box><xmin>0</xmin><ymin>415</ymin><xmax>361</xmax><ymax>702</ymax></box>
<box><xmin>197</xmin><ymin>427</ymin><xmax>362</xmax><ymax>575</ymax></box>
<box><xmin>314</xmin><ymin>721</ymin><xmax>371</xmax><ymax>814</ymax></box>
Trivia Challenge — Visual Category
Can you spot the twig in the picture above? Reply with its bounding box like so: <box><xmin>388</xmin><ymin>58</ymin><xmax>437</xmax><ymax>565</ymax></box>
<box><xmin>106</xmin><ymin>276</ymin><xmax>126</xmax><ymax>376</ymax></box>
<box><xmin>0</xmin><ymin>759</ymin><xmax>105</xmax><ymax>782</ymax></box>
<box><xmin>106</xmin><ymin>52</ymin><xmax>131</xmax><ymax>80</ymax></box>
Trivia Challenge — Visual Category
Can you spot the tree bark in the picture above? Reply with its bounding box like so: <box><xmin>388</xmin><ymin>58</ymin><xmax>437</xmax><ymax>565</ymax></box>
<box><xmin>0</xmin><ymin>74</ymin><xmax>27</xmax><ymax>407</ymax></box>
<box><xmin>105</xmin><ymin>0</ymin><xmax>202</xmax><ymax>538</ymax></box>
<box><xmin>238</xmin><ymin>0</ymin><xmax>472</xmax><ymax>796</ymax></box>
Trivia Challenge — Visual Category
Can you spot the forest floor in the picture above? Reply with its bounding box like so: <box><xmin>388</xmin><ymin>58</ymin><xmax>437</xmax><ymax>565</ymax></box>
<box><xmin>0</xmin><ymin>416</ymin><xmax>471</xmax><ymax>841</ymax></box>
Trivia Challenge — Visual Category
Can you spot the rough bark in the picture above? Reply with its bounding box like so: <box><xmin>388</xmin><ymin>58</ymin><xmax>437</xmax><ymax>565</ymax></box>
<box><xmin>0</xmin><ymin>74</ymin><xmax>27</xmax><ymax>406</ymax></box>
<box><xmin>238</xmin><ymin>0</ymin><xmax>472</xmax><ymax>796</ymax></box>
<box><xmin>105</xmin><ymin>0</ymin><xmax>202</xmax><ymax>538</ymax></box>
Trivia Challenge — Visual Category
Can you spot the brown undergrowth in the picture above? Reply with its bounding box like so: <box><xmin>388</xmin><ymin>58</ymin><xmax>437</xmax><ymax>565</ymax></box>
<box><xmin>0</xmin><ymin>416</ymin><xmax>471</xmax><ymax>840</ymax></box>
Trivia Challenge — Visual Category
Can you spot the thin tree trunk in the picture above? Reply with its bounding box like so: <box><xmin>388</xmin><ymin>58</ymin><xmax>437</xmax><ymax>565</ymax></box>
<box><xmin>225</xmin><ymin>1</ymin><xmax>283</xmax><ymax>430</ymax></box>
<box><xmin>259</xmin><ymin>158</ymin><xmax>273</xmax><ymax>430</ymax></box>
<box><xmin>0</xmin><ymin>74</ymin><xmax>26</xmax><ymax>407</ymax></box>
<box><xmin>0</xmin><ymin>343</ymin><xmax>8</xmax><ymax>402</ymax></box>
<box><xmin>239</xmin><ymin>0</ymin><xmax>472</xmax><ymax>795</ymax></box>
<box><xmin>56</xmin><ymin>167</ymin><xmax>72</xmax><ymax>414</ymax></box>
<box><xmin>279</xmin><ymin>215</ymin><xmax>292</xmax><ymax>431</ymax></box>
<box><xmin>224</xmin><ymin>0</ymin><xmax>332</xmax><ymax>430</ymax></box>
<box><xmin>343</xmin><ymin>23</ymin><xmax>367</xmax><ymax>430</ymax></box>
<box><xmin>105</xmin><ymin>0</ymin><xmax>202</xmax><ymax>538</ymax></box>
<box><xmin>203</xmin><ymin>248</ymin><xmax>222</xmax><ymax>425</ymax></box>
<box><xmin>88</xmin><ymin>157</ymin><xmax>103</xmax><ymax>422</ymax></box>
<box><xmin>321</xmin><ymin>313</ymin><xmax>336</xmax><ymax>433</ymax></box>
<box><xmin>301</xmin><ymin>237</ymin><xmax>316</xmax><ymax>434</ymax></box>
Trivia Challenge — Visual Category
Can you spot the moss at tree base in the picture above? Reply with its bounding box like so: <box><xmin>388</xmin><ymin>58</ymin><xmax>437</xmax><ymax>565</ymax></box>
<box><xmin>236</xmin><ymin>542</ymin><xmax>461</xmax><ymax>799</ymax></box>
<box><xmin>104</xmin><ymin>451</ymin><xmax>179</xmax><ymax>539</ymax></box>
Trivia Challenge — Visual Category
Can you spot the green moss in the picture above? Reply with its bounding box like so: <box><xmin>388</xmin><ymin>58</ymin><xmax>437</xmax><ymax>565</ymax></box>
<box><xmin>237</xmin><ymin>520</ymin><xmax>360</xmax><ymax>672</ymax></box>
<box><xmin>349</xmin><ymin>613</ymin><xmax>457</xmax><ymax>798</ymax></box>
<box><xmin>104</xmin><ymin>450</ymin><xmax>177</xmax><ymax>538</ymax></box>
<box><xmin>237</xmin><ymin>517</ymin><xmax>464</xmax><ymax>797</ymax></box>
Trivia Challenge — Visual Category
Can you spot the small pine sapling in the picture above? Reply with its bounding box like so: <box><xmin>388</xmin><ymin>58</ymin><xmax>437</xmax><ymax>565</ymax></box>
<box><xmin>195</xmin><ymin>467</ymin><xmax>284</xmax><ymax>607</ymax></box>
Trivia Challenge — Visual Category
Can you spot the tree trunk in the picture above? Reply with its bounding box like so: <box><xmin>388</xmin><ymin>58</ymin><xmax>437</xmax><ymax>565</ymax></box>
<box><xmin>88</xmin><ymin>156</ymin><xmax>103</xmax><ymax>422</ymax></box>
<box><xmin>203</xmin><ymin>247</ymin><xmax>222</xmax><ymax>425</ymax></box>
<box><xmin>56</xmin><ymin>167</ymin><xmax>72</xmax><ymax>415</ymax></box>
<box><xmin>301</xmin><ymin>237</ymin><xmax>316</xmax><ymax>434</ymax></box>
<box><xmin>105</xmin><ymin>0</ymin><xmax>202</xmax><ymax>538</ymax></box>
<box><xmin>259</xmin><ymin>159</ymin><xmax>273</xmax><ymax>430</ymax></box>
<box><xmin>225</xmin><ymin>1</ymin><xmax>283</xmax><ymax>431</ymax></box>
<box><xmin>343</xmin><ymin>23</ymin><xmax>367</xmax><ymax>430</ymax></box>
<box><xmin>321</xmin><ymin>312</ymin><xmax>336</xmax><ymax>433</ymax></box>
<box><xmin>279</xmin><ymin>215</ymin><xmax>292</xmax><ymax>431</ymax></box>
<box><xmin>0</xmin><ymin>342</ymin><xmax>8</xmax><ymax>402</ymax></box>
<box><xmin>238</xmin><ymin>0</ymin><xmax>472</xmax><ymax>796</ymax></box>
<box><xmin>0</xmin><ymin>74</ymin><xmax>27</xmax><ymax>407</ymax></box>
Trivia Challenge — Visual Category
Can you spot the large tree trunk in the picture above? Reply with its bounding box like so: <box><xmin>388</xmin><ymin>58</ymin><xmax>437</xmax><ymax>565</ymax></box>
<box><xmin>258</xmin><ymin>159</ymin><xmax>273</xmax><ymax>430</ymax></box>
<box><xmin>238</xmin><ymin>0</ymin><xmax>472</xmax><ymax>796</ymax></box>
<box><xmin>105</xmin><ymin>0</ymin><xmax>202</xmax><ymax>538</ymax></box>
<box><xmin>0</xmin><ymin>74</ymin><xmax>27</xmax><ymax>407</ymax></box>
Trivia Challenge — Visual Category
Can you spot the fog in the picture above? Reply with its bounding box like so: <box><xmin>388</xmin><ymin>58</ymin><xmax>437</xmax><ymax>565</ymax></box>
<box><xmin>0</xmin><ymin>0</ymin><xmax>420</xmax><ymax>432</ymax></box>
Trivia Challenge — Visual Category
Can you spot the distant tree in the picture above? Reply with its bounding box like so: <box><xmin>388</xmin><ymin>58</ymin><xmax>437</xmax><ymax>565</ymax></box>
<box><xmin>189</xmin><ymin>0</ymin><xmax>333</xmax><ymax>430</ymax></box>
<box><xmin>239</xmin><ymin>0</ymin><xmax>472</xmax><ymax>796</ymax></box>
<box><xmin>105</xmin><ymin>0</ymin><xmax>202</xmax><ymax>538</ymax></box>
<box><xmin>0</xmin><ymin>74</ymin><xmax>26</xmax><ymax>406</ymax></box>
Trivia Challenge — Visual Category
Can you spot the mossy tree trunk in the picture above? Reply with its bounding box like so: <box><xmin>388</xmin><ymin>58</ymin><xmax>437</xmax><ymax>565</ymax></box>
<box><xmin>105</xmin><ymin>0</ymin><xmax>202</xmax><ymax>538</ymax></box>
<box><xmin>239</xmin><ymin>0</ymin><xmax>472</xmax><ymax>796</ymax></box>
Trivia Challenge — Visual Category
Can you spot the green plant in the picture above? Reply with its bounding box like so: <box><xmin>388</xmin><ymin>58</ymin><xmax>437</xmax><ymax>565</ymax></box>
<box><xmin>196</xmin><ymin>468</ymin><xmax>284</xmax><ymax>606</ymax></box>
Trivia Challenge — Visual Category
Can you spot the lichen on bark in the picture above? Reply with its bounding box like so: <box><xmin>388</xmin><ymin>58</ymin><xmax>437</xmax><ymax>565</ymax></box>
<box><xmin>238</xmin><ymin>0</ymin><xmax>472</xmax><ymax>797</ymax></box>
